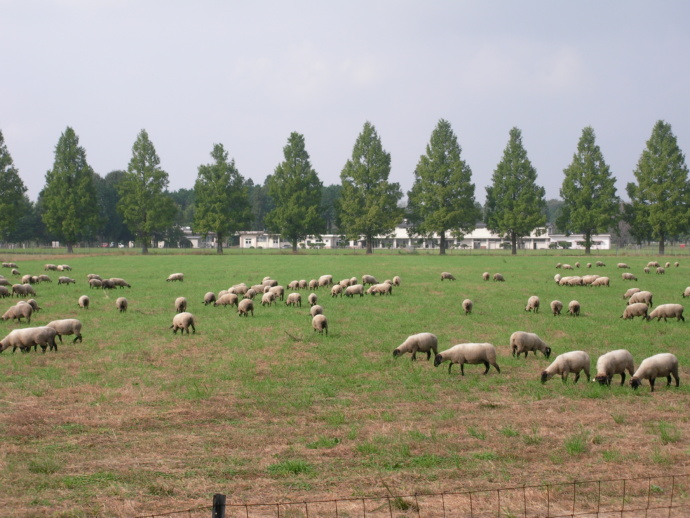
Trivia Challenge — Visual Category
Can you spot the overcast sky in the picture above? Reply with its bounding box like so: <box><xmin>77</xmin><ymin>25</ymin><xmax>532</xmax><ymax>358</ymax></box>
<box><xmin>2</xmin><ymin>1</ymin><xmax>689</xmax><ymax>204</ymax></box>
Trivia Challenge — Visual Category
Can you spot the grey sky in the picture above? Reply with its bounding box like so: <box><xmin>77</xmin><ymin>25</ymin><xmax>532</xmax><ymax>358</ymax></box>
<box><xmin>2</xmin><ymin>1</ymin><xmax>689</xmax><ymax>204</ymax></box>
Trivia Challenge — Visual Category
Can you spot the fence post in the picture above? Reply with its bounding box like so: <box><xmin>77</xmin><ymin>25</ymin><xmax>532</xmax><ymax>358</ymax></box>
<box><xmin>212</xmin><ymin>494</ymin><xmax>226</xmax><ymax>518</ymax></box>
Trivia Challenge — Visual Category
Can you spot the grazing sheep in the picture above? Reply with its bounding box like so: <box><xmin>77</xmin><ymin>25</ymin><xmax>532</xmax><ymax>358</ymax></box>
<box><xmin>21</xmin><ymin>274</ymin><xmax>32</xmax><ymax>284</ymax></box>
<box><xmin>11</xmin><ymin>268</ymin><xmax>20</xmax><ymax>276</ymax></box>
<box><xmin>440</xmin><ymin>272</ymin><xmax>456</xmax><ymax>281</ymax></box>
<box><xmin>338</xmin><ymin>278</ymin><xmax>352</xmax><ymax>289</ymax></box>
<box><xmin>310</xmin><ymin>304</ymin><xmax>323</xmax><ymax>317</ymax></box>
<box><xmin>665</xmin><ymin>262</ymin><xmax>671</xmax><ymax>268</ymax></box>
<box><xmin>174</xmin><ymin>297</ymin><xmax>188</xmax><ymax>313</ymax></box>
<box><xmin>261</xmin><ymin>292</ymin><xmax>276</xmax><ymax>307</ymax></box>
<box><xmin>307</xmin><ymin>293</ymin><xmax>318</xmax><ymax>306</ymax></box>
<box><xmin>393</xmin><ymin>332</ymin><xmax>438</xmax><ymax>360</ymax></box>
<box><xmin>269</xmin><ymin>285</ymin><xmax>285</xmax><ymax>301</ymax></box>
<box><xmin>89</xmin><ymin>279</ymin><xmax>103</xmax><ymax>289</ymax></box>
<box><xmin>331</xmin><ymin>284</ymin><xmax>343</xmax><ymax>297</ymax></box>
<box><xmin>393</xmin><ymin>276</ymin><xmax>401</xmax><ymax>286</ymax></box>
<box><xmin>318</xmin><ymin>275</ymin><xmax>333</xmax><ymax>287</ymax></box>
<box><xmin>591</xmin><ymin>276</ymin><xmax>610</xmax><ymax>287</ymax></box>
<box><xmin>312</xmin><ymin>314</ymin><xmax>328</xmax><ymax>335</ymax></box>
<box><xmin>58</xmin><ymin>276</ymin><xmax>76</xmax><ymax>285</ymax></box>
<box><xmin>568</xmin><ymin>300</ymin><xmax>580</xmax><ymax>316</ymax></box>
<box><xmin>297</xmin><ymin>280</ymin><xmax>307</xmax><ymax>290</ymax></box>
<box><xmin>244</xmin><ymin>288</ymin><xmax>257</xmax><ymax>300</ymax></box>
<box><xmin>171</xmin><ymin>312</ymin><xmax>196</xmax><ymax>334</ymax></box>
<box><xmin>462</xmin><ymin>299</ymin><xmax>473</xmax><ymax>315</ymax></box>
<box><xmin>167</xmin><ymin>273</ymin><xmax>184</xmax><ymax>282</ymax></box>
<box><xmin>58</xmin><ymin>264</ymin><xmax>72</xmax><ymax>271</ymax></box>
<box><xmin>238</xmin><ymin>298</ymin><xmax>254</xmax><ymax>317</ymax></box>
<box><xmin>46</xmin><ymin>319</ymin><xmax>83</xmax><ymax>344</ymax></box>
<box><xmin>623</xmin><ymin>287</ymin><xmax>641</xmax><ymax>300</ymax></box>
<box><xmin>643</xmin><ymin>267</ymin><xmax>650</xmax><ymax>274</ymax></box>
<box><xmin>656</xmin><ymin>267</ymin><xmax>665</xmax><ymax>275</ymax></box>
<box><xmin>0</xmin><ymin>286</ymin><xmax>9</xmax><ymax>298</ymax></box>
<box><xmin>110</xmin><ymin>277</ymin><xmax>131</xmax><ymax>288</ymax></box>
<box><xmin>262</xmin><ymin>279</ymin><xmax>278</xmax><ymax>287</ymax></box>
<box><xmin>482</xmin><ymin>272</ymin><xmax>490</xmax><ymax>281</ymax></box>
<box><xmin>682</xmin><ymin>287</ymin><xmax>690</xmax><ymax>298</ymax></box>
<box><xmin>101</xmin><ymin>279</ymin><xmax>115</xmax><ymax>289</ymax></box>
<box><xmin>203</xmin><ymin>292</ymin><xmax>216</xmax><ymax>305</ymax></box>
<box><xmin>1</xmin><ymin>303</ymin><xmax>32</xmax><ymax>324</ymax></box>
<box><xmin>594</xmin><ymin>349</ymin><xmax>635</xmax><ymax>385</ymax></box>
<box><xmin>26</xmin><ymin>299</ymin><xmax>41</xmax><ymax>312</ymax></box>
<box><xmin>630</xmin><ymin>353</ymin><xmax>679</xmax><ymax>392</ymax></box>
<box><xmin>287</xmin><ymin>280</ymin><xmax>299</xmax><ymax>290</ymax></box>
<box><xmin>565</xmin><ymin>276</ymin><xmax>583</xmax><ymax>286</ymax></box>
<box><xmin>116</xmin><ymin>297</ymin><xmax>128</xmax><ymax>312</ymax></box>
<box><xmin>621</xmin><ymin>273</ymin><xmax>637</xmax><ymax>281</ymax></box>
<box><xmin>675</xmin><ymin>262</ymin><xmax>680</xmax><ymax>267</ymax></box>
<box><xmin>582</xmin><ymin>274</ymin><xmax>599</xmax><ymax>285</ymax></box>
<box><xmin>285</xmin><ymin>293</ymin><xmax>302</xmax><ymax>307</ymax></box>
<box><xmin>510</xmin><ymin>331</ymin><xmax>551</xmax><ymax>359</ymax></box>
<box><xmin>647</xmin><ymin>261</ymin><xmax>660</xmax><ymax>268</ymax></box>
<box><xmin>214</xmin><ymin>293</ymin><xmax>239</xmax><ymax>308</ymax></box>
<box><xmin>0</xmin><ymin>278</ymin><xmax>9</xmax><ymax>286</ymax></box>
<box><xmin>555</xmin><ymin>263</ymin><xmax>562</xmax><ymax>269</ymax></box>
<box><xmin>0</xmin><ymin>326</ymin><xmax>58</xmax><ymax>353</ymax></box>
<box><xmin>621</xmin><ymin>303</ymin><xmax>650</xmax><ymax>321</ymax></box>
<box><xmin>554</xmin><ymin>274</ymin><xmax>561</xmax><ymax>283</ymax></box>
<box><xmin>87</xmin><ymin>274</ymin><xmax>102</xmax><ymax>281</ymax></box>
<box><xmin>628</xmin><ymin>291</ymin><xmax>653</xmax><ymax>307</ymax></box>
<box><xmin>344</xmin><ymin>284</ymin><xmax>364</xmax><ymax>298</ymax></box>
<box><xmin>525</xmin><ymin>295</ymin><xmax>540</xmax><ymax>313</ymax></box>
<box><xmin>367</xmin><ymin>283</ymin><xmax>392</xmax><ymax>296</ymax></box>
<box><xmin>617</xmin><ymin>263</ymin><xmax>630</xmax><ymax>269</ymax></box>
<box><xmin>648</xmin><ymin>304</ymin><xmax>685</xmax><ymax>322</ymax></box>
<box><xmin>12</xmin><ymin>284</ymin><xmax>35</xmax><ymax>297</ymax></box>
<box><xmin>250</xmin><ymin>284</ymin><xmax>265</xmax><ymax>294</ymax></box>
<box><xmin>229</xmin><ymin>285</ymin><xmax>248</xmax><ymax>295</ymax></box>
<box><xmin>596</xmin><ymin>261</ymin><xmax>606</xmax><ymax>267</ymax></box>
<box><xmin>575</xmin><ymin>262</ymin><xmax>580</xmax><ymax>268</ymax></box>
<box><xmin>308</xmin><ymin>279</ymin><xmax>319</xmax><ymax>290</ymax></box>
<box><xmin>493</xmin><ymin>273</ymin><xmax>505</xmax><ymax>282</ymax></box>
<box><xmin>37</xmin><ymin>274</ymin><xmax>51</xmax><ymax>283</ymax></box>
<box><xmin>350</xmin><ymin>276</ymin><xmax>358</xmax><ymax>285</ymax></box>
<box><xmin>562</xmin><ymin>264</ymin><xmax>573</xmax><ymax>270</ymax></box>
<box><xmin>362</xmin><ymin>274</ymin><xmax>378</xmax><ymax>286</ymax></box>
<box><xmin>540</xmin><ymin>351</ymin><xmax>590</xmax><ymax>383</ymax></box>
<box><xmin>44</xmin><ymin>264</ymin><xmax>57</xmax><ymax>271</ymax></box>
<box><xmin>550</xmin><ymin>300</ymin><xmax>563</xmax><ymax>316</ymax></box>
<box><xmin>586</xmin><ymin>263</ymin><xmax>592</xmax><ymax>268</ymax></box>
<box><xmin>78</xmin><ymin>295</ymin><xmax>90</xmax><ymax>309</ymax></box>
<box><xmin>434</xmin><ymin>343</ymin><xmax>501</xmax><ymax>376</ymax></box>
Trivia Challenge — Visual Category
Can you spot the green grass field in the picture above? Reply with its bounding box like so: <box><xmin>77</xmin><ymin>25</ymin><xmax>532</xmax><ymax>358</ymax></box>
<box><xmin>1</xmin><ymin>251</ymin><xmax>689</xmax><ymax>517</ymax></box>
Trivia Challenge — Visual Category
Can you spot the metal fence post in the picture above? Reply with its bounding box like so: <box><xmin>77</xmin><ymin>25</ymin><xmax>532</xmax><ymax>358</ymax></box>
<box><xmin>212</xmin><ymin>494</ymin><xmax>226</xmax><ymax>518</ymax></box>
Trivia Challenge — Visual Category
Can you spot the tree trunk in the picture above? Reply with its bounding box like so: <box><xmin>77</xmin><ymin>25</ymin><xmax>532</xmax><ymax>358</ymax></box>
<box><xmin>141</xmin><ymin>237</ymin><xmax>149</xmax><ymax>254</ymax></box>
<box><xmin>216</xmin><ymin>235</ymin><xmax>224</xmax><ymax>254</ymax></box>
<box><xmin>66</xmin><ymin>242</ymin><xmax>74</xmax><ymax>254</ymax></box>
<box><xmin>659</xmin><ymin>236</ymin><xmax>665</xmax><ymax>255</ymax></box>
<box><xmin>366</xmin><ymin>237</ymin><xmax>373</xmax><ymax>254</ymax></box>
<box><xmin>292</xmin><ymin>239</ymin><xmax>298</xmax><ymax>252</ymax></box>
<box><xmin>584</xmin><ymin>231</ymin><xmax>591</xmax><ymax>255</ymax></box>
<box><xmin>439</xmin><ymin>232</ymin><xmax>446</xmax><ymax>255</ymax></box>
<box><xmin>511</xmin><ymin>232</ymin><xmax>517</xmax><ymax>255</ymax></box>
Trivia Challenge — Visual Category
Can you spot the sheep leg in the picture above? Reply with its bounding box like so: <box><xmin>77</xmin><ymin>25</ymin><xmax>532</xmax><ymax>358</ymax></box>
<box><xmin>679</xmin><ymin>315</ymin><xmax>685</xmax><ymax>322</ymax></box>
<box><xmin>57</xmin><ymin>334</ymin><xmax>63</xmax><ymax>344</ymax></box>
<box><xmin>574</xmin><ymin>372</ymin><xmax>581</xmax><ymax>383</ymax></box>
<box><xmin>672</xmin><ymin>373</ymin><xmax>680</xmax><ymax>387</ymax></box>
<box><xmin>649</xmin><ymin>377</ymin><xmax>656</xmax><ymax>392</ymax></box>
<box><xmin>425</xmin><ymin>351</ymin><xmax>432</xmax><ymax>361</ymax></box>
<box><xmin>666</xmin><ymin>375</ymin><xmax>673</xmax><ymax>387</ymax></box>
<box><xmin>460</xmin><ymin>363</ymin><xmax>465</xmax><ymax>376</ymax></box>
<box><xmin>482</xmin><ymin>361</ymin><xmax>490</xmax><ymax>374</ymax></box>
<box><xmin>191</xmin><ymin>323</ymin><xmax>196</xmax><ymax>334</ymax></box>
<box><xmin>618</xmin><ymin>373</ymin><xmax>625</xmax><ymax>386</ymax></box>
<box><xmin>492</xmin><ymin>362</ymin><xmax>501</xmax><ymax>373</ymax></box>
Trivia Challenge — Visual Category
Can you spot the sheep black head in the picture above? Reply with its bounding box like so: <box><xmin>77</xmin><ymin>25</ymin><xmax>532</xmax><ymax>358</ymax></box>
<box><xmin>630</xmin><ymin>377</ymin><xmax>642</xmax><ymax>390</ymax></box>
<box><xmin>544</xmin><ymin>347</ymin><xmax>552</xmax><ymax>359</ymax></box>
<box><xmin>594</xmin><ymin>375</ymin><xmax>610</xmax><ymax>386</ymax></box>
<box><xmin>540</xmin><ymin>371</ymin><xmax>550</xmax><ymax>383</ymax></box>
<box><xmin>393</xmin><ymin>349</ymin><xmax>402</xmax><ymax>358</ymax></box>
<box><xmin>433</xmin><ymin>354</ymin><xmax>444</xmax><ymax>367</ymax></box>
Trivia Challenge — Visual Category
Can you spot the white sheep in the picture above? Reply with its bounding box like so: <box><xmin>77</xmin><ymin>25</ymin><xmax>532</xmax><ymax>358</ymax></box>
<box><xmin>393</xmin><ymin>332</ymin><xmax>438</xmax><ymax>360</ymax></box>
<box><xmin>362</xmin><ymin>274</ymin><xmax>378</xmax><ymax>285</ymax></box>
<box><xmin>0</xmin><ymin>286</ymin><xmax>10</xmax><ymax>298</ymax></box>
<box><xmin>87</xmin><ymin>274</ymin><xmax>102</xmax><ymax>281</ymax></box>
<box><xmin>440</xmin><ymin>272</ymin><xmax>456</xmax><ymax>281</ymax></box>
<box><xmin>554</xmin><ymin>273</ymin><xmax>561</xmax><ymax>283</ymax></box>
<box><xmin>367</xmin><ymin>283</ymin><xmax>392</xmax><ymax>296</ymax></box>
<box><xmin>393</xmin><ymin>275</ymin><xmax>401</xmax><ymax>286</ymax></box>
<box><xmin>593</xmin><ymin>349</ymin><xmax>634</xmax><ymax>385</ymax></box>
<box><xmin>562</xmin><ymin>264</ymin><xmax>573</xmax><ymax>270</ymax></box>
<box><xmin>312</xmin><ymin>314</ymin><xmax>328</xmax><ymax>335</ymax></box>
<box><xmin>541</xmin><ymin>351</ymin><xmax>590</xmax><ymax>383</ymax></box>
<box><xmin>648</xmin><ymin>304</ymin><xmax>685</xmax><ymax>322</ymax></box>
<box><xmin>214</xmin><ymin>293</ymin><xmax>238</xmax><ymax>308</ymax></box>
<box><xmin>308</xmin><ymin>293</ymin><xmax>318</xmax><ymax>306</ymax></box>
<box><xmin>298</xmin><ymin>280</ymin><xmax>307</xmax><ymax>289</ymax></box>
<box><xmin>203</xmin><ymin>292</ymin><xmax>216</xmax><ymax>305</ymax></box>
<box><xmin>310</xmin><ymin>304</ymin><xmax>323</xmax><ymax>317</ymax></box>
<box><xmin>308</xmin><ymin>279</ymin><xmax>318</xmax><ymax>290</ymax></box>
<box><xmin>44</xmin><ymin>264</ymin><xmax>57</xmax><ymax>271</ymax></box>
<box><xmin>665</xmin><ymin>262</ymin><xmax>671</xmax><ymax>268</ymax></box>
<box><xmin>58</xmin><ymin>264</ymin><xmax>72</xmax><ymax>271</ymax></box>
<box><xmin>591</xmin><ymin>276</ymin><xmax>610</xmax><ymax>287</ymax></box>
<box><xmin>344</xmin><ymin>284</ymin><xmax>364</xmax><ymax>298</ymax></box>
<box><xmin>682</xmin><ymin>287</ymin><xmax>690</xmax><ymax>298</ymax></box>
<box><xmin>338</xmin><ymin>278</ymin><xmax>352</xmax><ymax>289</ymax></box>
<box><xmin>575</xmin><ymin>262</ymin><xmax>580</xmax><ymax>268</ymax></box>
<box><xmin>620</xmin><ymin>303</ymin><xmax>650</xmax><ymax>321</ymax></box>
<box><xmin>318</xmin><ymin>274</ymin><xmax>333</xmax><ymax>287</ymax></box>
<box><xmin>11</xmin><ymin>268</ymin><xmax>20</xmax><ymax>276</ymax></box>
<box><xmin>175</xmin><ymin>297</ymin><xmax>188</xmax><ymax>313</ymax></box>
<box><xmin>37</xmin><ymin>274</ymin><xmax>51</xmax><ymax>283</ymax></box>
<box><xmin>643</xmin><ymin>267</ymin><xmax>650</xmax><ymax>274</ymax></box>
<box><xmin>244</xmin><ymin>288</ymin><xmax>257</xmax><ymax>300</ymax></box>
<box><xmin>510</xmin><ymin>331</ymin><xmax>551</xmax><ymax>359</ymax></box>
<box><xmin>656</xmin><ymin>267</ymin><xmax>665</xmax><ymax>275</ymax></box>
<box><xmin>647</xmin><ymin>261</ymin><xmax>660</xmax><ymax>268</ymax></box>
<box><xmin>12</xmin><ymin>283</ymin><xmax>36</xmax><ymax>297</ymax></box>
<box><xmin>261</xmin><ymin>292</ymin><xmax>276</xmax><ymax>307</ymax></box>
<box><xmin>167</xmin><ymin>273</ymin><xmax>184</xmax><ymax>282</ymax></box>
<box><xmin>586</xmin><ymin>263</ymin><xmax>592</xmax><ymax>268</ymax></box>
<box><xmin>596</xmin><ymin>261</ymin><xmax>606</xmax><ymax>267</ymax></box>
<box><xmin>116</xmin><ymin>297</ymin><xmax>128</xmax><ymax>312</ymax></box>
<box><xmin>287</xmin><ymin>280</ymin><xmax>299</xmax><ymax>290</ymax></box>
<box><xmin>1</xmin><ymin>303</ymin><xmax>32</xmax><ymax>324</ymax></box>
<box><xmin>582</xmin><ymin>275</ymin><xmax>599</xmax><ymax>285</ymax></box>
<box><xmin>26</xmin><ymin>299</ymin><xmax>42</xmax><ymax>312</ymax></box>
<box><xmin>46</xmin><ymin>319</ymin><xmax>83</xmax><ymax>344</ymax></box>
<box><xmin>617</xmin><ymin>263</ymin><xmax>630</xmax><ymax>269</ymax></box>
<box><xmin>434</xmin><ymin>343</ymin><xmax>500</xmax><ymax>376</ymax></box>
<box><xmin>550</xmin><ymin>300</ymin><xmax>563</xmax><ymax>316</ymax></box>
<box><xmin>0</xmin><ymin>326</ymin><xmax>58</xmax><ymax>353</ymax></box>
<box><xmin>110</xmin><ymin>277</ymin><xmax>131</xmax><ymax>288</ymax></box>
<box><xmin>21</xmin><ymin>274</ymin><xmax>32</xmax><ymax>284</ymax></box>
<box><xmin>555</xmin><ymin>262</ymin><xmax>562</xmax><ymax>269</ymax></box>
<box><xmin>269</xmin><ymin>286</ymin><xmax>285</xmax><ymax>301</ymax></box>
<box><xmin>331</xmin><ymin>284</ymin><xmax>343</xmax><ymax>297</ymax></box>
<box><xmin>493</xmin><ymin>273</ymin><xmax>505</xmax><ymax>282</ymax></box>
<box><xmin>675</xmin><ymin>262</ymin><xmax>680</xmax><ymax>267</ymax></box>
<box><xmin>483</xmin><ymin>272</ymin><xmax>490</xmax><ymax>281</ymax></box>
<box><xmin>630</xmin><ymin>353</ymin><xmax>679</xmax><ymax>392</ymax></box>
<box><xmin>171</xmin><ymin>312</ymin><xmax>196</xmax><ymax>334</ymax></box>
<box><xmin>462</xmin><ymin>299</ymin><xmax>473</xmax><ymax>315</ymax></box>
<box><xmin>78</xmin><ymin>295</ymin><xmax>90</xmax><ymax>309</ymax></box>
<box><xmin>525</xmin><ymin>295</ymin><xmax>540</xmax><ymax>313</ymax></box>
<box><xmin>628</xmin><ymin>291</ymin><xmax>653</xmax><ymax>307</ymax></box>
<box><xmin>621</xmin><ymin>272</ymin><xmax>637</xmax><ymax>281</ymax></box>
<box><xmin>285</xmin><ymin>293</ymin><xmax>302</xmax><ymax>307</ymax></box>
<box><xmin>623</xmin><ymin>287</ymin><xmax>641</xmax><ymax>300</ymax></box>
<box><xmin>568</xmin><ymin>300</ymin><xmax>580</xmax><ymax>316</ymax></box>
<box><xmin>238</xmin><ymin>298</ymin><xmax>254</xmax><ymax>317</ymax></box>
<box><xmin>89</xmin><ymin>279</ymin><xmax>103</xmax><ymax>289</ymax></box>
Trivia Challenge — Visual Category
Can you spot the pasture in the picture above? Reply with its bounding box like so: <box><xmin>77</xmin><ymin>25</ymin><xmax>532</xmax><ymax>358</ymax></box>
<box><xmin>1</xmin><ymin>251</ymin><xmax>689</xmax><ymax>517</ymax></box>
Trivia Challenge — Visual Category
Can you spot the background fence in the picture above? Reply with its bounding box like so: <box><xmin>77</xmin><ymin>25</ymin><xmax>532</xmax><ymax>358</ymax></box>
<box><xmin>134</xmin><ymin>473</ymin><xmax>690</xmax><ymax>517</ymax></box>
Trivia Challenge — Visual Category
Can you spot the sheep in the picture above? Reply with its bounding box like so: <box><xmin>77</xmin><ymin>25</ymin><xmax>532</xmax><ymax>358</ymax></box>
<box><xmin>540</xmin><ymin>351</ymin><xmax>590</xmax><ymax>383</ymax></box>
<box><xmin>214</xmin><ymin>293</ymin><xmax>238</xmax><ymax>308</ymax></box>
<box><xmin>338</xmin><ymin>278</ymin><xmax>351</xmax><ymax>289</ymax></box>
<box><xmin>621</xmin><ymin>303</ymin><xmax>650</xmax><ymax>321</ymax></box>
<box><xmin>78</xmin><ymin>295</ymin><xmax>90</xmax><ymax>309</ymax></box>
<box><xmin>174</xmin><ymin>297</ymin><xmax>188</xmax><ymax>313</ymax></box>
<box><xmin>244</xmin><ymin>288</ymin><xmax>257</xmax><ymax>300</ymax></box>
<box><xmin>310</xmin><ymin>304</ymin><xmax>323</xmax><ymax>317</ymax></box>
<box><xmin>37</xmin><ymin>274</ymin><xmax>51</xmax><ymax>283</ymax></box>
<box><xmin>308</xmin><ymin>279</ymin><xmax>319</xmax><ymax>290</ymax></box>
<box><xmin>482</xmin><ymin>272</ymin><xmax>490</xmax><ymax>281</ymax></box>
<box><xmin>26</xmin><ymin>299</ymin><xmax>42</xmax><ymax>312</ymax></box>
<box><xmin>261</xmin><ymin>292</ymin><xmax>276</xmax><ymax>307</ymax></box>
<box><xmin>555</xmin><ymin>262</ymin><xmax>562</xmax><ymax>269</ymax></box>
<box><xmin>591</xmin><ymin>276</ymin><xmax>610</xmax><ymax>287</ymax></box>
<box><xmin>643</xmin><ymin>267</ymin><xmax>650</xmax><ymax>274</ymax></box>
<box><xmin>1</xmin><ymin>303</ymin><xmax>32</xmax><ymax>324</ymax></box>
<box><xmin>87</xmin><ymin>274</ymin><xmax>102</xmax><ymax>281</ymax></box>
<box><xmin>493</xmin><ymin>273</ymin><xmax>505</xmax><ymax>282</ymax></box>
<box><xmin>46</xmin><ymin>319</ymin><xmax>83</xmax><ymax>344</ymax></box>
<box><xmin>203</xmin><ymin>292</ymin><xmax>216</xmax><ymax>305</ymax></box>
<box><xmin>166</xmin><ymin>273</ymin><xmax>184</xmax><ymax>282</ymax></box>
<box><xmin>675</xmin><ymin>262</ymin><xmax>680</xmax><ymax>267</ymax></box>
<box><xmin>554</xmin><ymin>274</ymin><xmax>561</xmax><ymax>283</ymax></box>
<box><xmin>525</xmin><ymin>295</ymin><xmax>540</xmax><ymax>313</ymax></box>
<box><xmin>596</xmin><ymin>261</ymin><xmax>606</xmax><ymax>267</ymax></box>
<box><xmin>550</xmin><ymin>300</ymin><xmax>563</xmax><ymax>316</ymax></box>
<box><xmin>110</xmin><ymin>277</ymin><xmax>131</xmax><ymax>288</ymax></box>
<box><xmin>656</xmin><ymin>267</ymin><xmax>665</xmax><ymax>275</ymax></box>
<box><xmin>285</xmin><ymin>293</ymin><xmax>302</xmax><ymax>307</ymax></box>
<box><xmin>628</xmin><ymin>291</ymin><xmax>653</xmax><ymax>307</ymax></box>
<box><xmin>568</xmin><ymin>300</ymin><xmax>580</xmax><ymax>316</ymax></box>
<box><xmin>58</xmin><ymin>264</ymin><xmax>72</xmax><ymax>271</ymax></box>
<box><xmin>630</xmin><ymin>353</ymin><xmax>679</xmax><ymax>392</ymax></box>
<box><xmin>647</xmin><ymin>261</ymin><xmax>660</xmax><ymax>268</ymax></box>
<box><xmin>562</xmin><ymin>264</ymin><xmax>573</xmax><ymax>270</ymax></box>
<box><xmin>383</xmin><ymin>279</ymin><xmax>393</xmax><ymax>286</ymax></box>
<box><xmin>682</xmin><ymin>287</ymin><xmax>690</xmax><ymax>298</ymax></box>
<box><xmin>262</xmin><ymin>278</ymin><xmax>278</xmax><ymax>287</ymax></box>
<box><xmin>617</xmin><ymin>263</ymin><xmax>630</xmax><ymax>269</ymax></box>
<box><xmin>308</xmin><ymin>293</ymin><xmax>318</xmax><ymax>306</ymax></box>
<box><xmin>440</xmin><ymin>272</ymin><xmax>456</xmax><ymax>281</ymax></box>
<box><xmin>621</xmin><ymin>273</ymin><xmax>637</xmax><ymax>281</ymax></box>
<box><xmin>665</xmin><ymin>262</ymin><xmax>671</xmax><ymax>268</ymax></box>
<box><xmin>575</xmin><ymin>262</ymin><xmax>580</xmax><ymax>268</ymax></box>
<box><xmin>269</xmin><ymin>285</ymin><xmax>285</xmax><ymax>301</ymax></box>
<box><xmin>116</xmin><ymin>297</ymin><xmax>128</xmax><ymax>312</ymax></box>
<box><xmin>393</xmin><ymin>332</ymin><xmax>438</xmax><ymax>361</ymax></box>
<box><xmin>393</xmin><ymin>275</ymin><xmax>401</xmax><ymax>286</ymax></box>
<box><xmin>565</xmin><ymin>276</ymin><xmax>583</xmax><ymax>286</ymax></box>
<box><xmin>287</xmin><ymin>280</ymin><xmax>300</xmax><ymax>290</ymax></box>
<box><xmin>0</xmin><ymin>278</ymin><xmax>9</xmax><ymax>286</ymax></box>
<box><xmin>582</xmin><ymin>274</ymin><xmax>599</xmax><ymax>285</ymax></box>
<box><xmin>367</xmin><ymin>283</ymin><xmax>392</xmax><ymax>296</ymax></box>
<box><xmin>58</xmin><ymin>276</ymin><xmax>76</xmax><ymax>285</ymax></box>
<box><xmin>171</xmin><ymin>312</ymin><xmax>196</xmax><ymax>334</ymax></box>
<box><xmin>11</xmin><ymin>268</ymin><xmax>20</xmax><ymax>276</ymax></box>
<box><xmin>344</xmin><ymin>284</ymin><xmax>364</xmax><ymax>298</ymax></box>
<box><xmin>0</xmin><ymin>286</ymin><xmax>9</xmax><ymax>298</ymax></box>
<box><xmin>44</xmin><ymin>264</ymin><xmax>57</xmax><ymax>271</ymax></box>
<box><xmin>21</xmin><ymin>274</ymin><xmax>32</xmax><ymax>284</ymax></box>
<box><xmin>434</xmin><ymin>343</ymin><xmax>500</xmax><ymax>376</ymax></box>
<box><xmin>0</xmin><ymin>326</ymin><xmax>58</xmax><ymax>353</ymax></box>
<box><xmin>229</xmin><ymin>285</ymin><xmax>248</xmax><ymax>295</ymax></box>
<box><xmin>648</xmin><ymin>304</ymin><xmax>685</xmax><ymax>322</ymax></box>
<box><xmin>312</xmin><ymin>314</ymin><xmax>328</xmax><ymax>335</ymax></box>
<box><xmin>6</xmin><ymin>262</ymin><xmax>17</xmax><ymax>268</ymax></box>
<box><xmin>101</xmin><ymin>279</ymin><xmax>115</xmax><ymax>289</ymax></box>
<box><xmin>362</xmin><ymin>274</ymin><xmax>378</xmax><ymax>286</ymax></box>
<box><xmin>12</xmin><ymin>284</ymin><xmax>35</xmax><ymax>297</ymax></box>
<box><xmin>238</xmin><ymin>298</ymin><xmax>254</xmax><ymax>317</ymax></box>
<box><xmin>318</xmin><ymin>275</ymin><xmax>333</xmax><ymax>287</ymax></box>
<box><xmin>462</xmin><ymin>299</ymin><xmax>473</xmax><ymax>315</ymax></box>
<box><xmin>510</xmin><ymin>331</ymin><xmax>551</xmax><ymax>359</ymax></box>
<box><xmin>623</xmin><ymin>287</ymin><xmax>641</xmax><ymax>300</ymax></box>
<box><xmin>331</xmin><ymin>284</ymin><xmax>343</xmax><ymax>297</ymax></box>
<box><xmin>594</xmin><ymin>349</ymin><xmax>635</xmax><ymax>385</ymax></box>
<box><xmin>586</xmin><ymin>263</ymin><xmax>592</xmax><ymax>268</ymax></box>
<box><xmin>297</xmin><ymin>279</ymin><xmax>307</xmax><ymax>290</ymax></box>
<box><xmin>89</xmin><ymin>279</ymin><xmax>103</xmax><ymax>289</ymax></box>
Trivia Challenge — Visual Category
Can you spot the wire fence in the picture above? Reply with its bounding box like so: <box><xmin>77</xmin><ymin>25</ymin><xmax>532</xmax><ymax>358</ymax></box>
<box><xmin>134</xmin><ymin>473</ymin><xmax>690</xmax><ymax>517</ymax></box>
